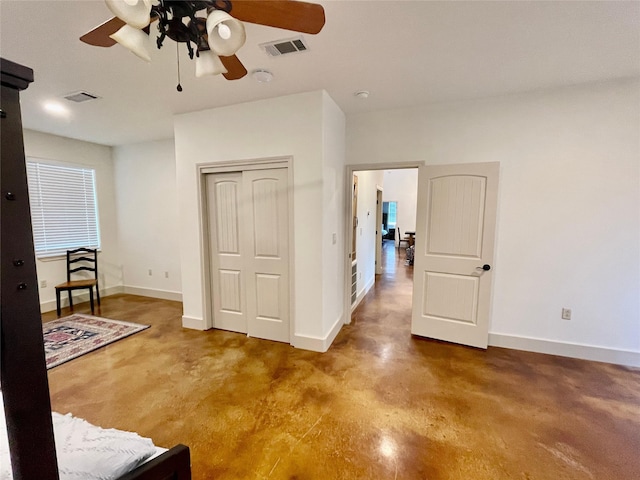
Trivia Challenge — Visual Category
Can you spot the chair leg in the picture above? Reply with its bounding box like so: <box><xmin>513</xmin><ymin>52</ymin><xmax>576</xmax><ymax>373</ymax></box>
<box><xmin>89</xmin><ymin>288</ymin><xmax>94</xmax><ymax>315</ymax></box>
<box><xmin>96</xmin><ymin>283</ymin><xmax>101</xmax><ymax>306</ymax></box>
<box><xmin>68</xmin><ymin>291</ymin><xmax>73</xmax><ymax>311</ymax></box>
<box><xmin>56</xmin><ymin>289</ymin><xmax>61</xmax><ymax>316</ymax></box>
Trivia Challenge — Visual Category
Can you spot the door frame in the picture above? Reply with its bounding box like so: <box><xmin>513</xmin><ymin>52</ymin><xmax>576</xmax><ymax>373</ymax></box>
<box><xmin>343</xmin><ymin>162</ymin><xmax>422</xmax><ymax>324</ymax></box>
<box><xmin>375</xmin><ymin>187</ymin><xmax>383</xmax><ymax>275</ymax></box>
<box><xmin>197</xmin><ymin>157</ymin><xmax>295</xmax><ymax>341</ymax></box>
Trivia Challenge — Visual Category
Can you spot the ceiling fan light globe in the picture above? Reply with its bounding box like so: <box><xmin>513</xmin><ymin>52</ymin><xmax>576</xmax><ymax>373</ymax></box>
<box><xmin>218</xmin><ymin>23</ymin><xmax>231</xmax><ymax>40</ymax></box>
<box><xmin>206</xmin><ymin>10</ymin><xmax>246</xmax><ymax>57</ymax></box>
<box><xmin>195</xmin><ymin>50</ymin><xmax>228</xmax><ymax>78</ymax></box>
<box><xmin>110</xmin><ymin>24</ymin><xmax>151</xmax><ymax>62</ymax></box>
<box><xmin>105</xmin><ymin>0</ymin><xmax>152</xmax><ymax>29</ymax></box>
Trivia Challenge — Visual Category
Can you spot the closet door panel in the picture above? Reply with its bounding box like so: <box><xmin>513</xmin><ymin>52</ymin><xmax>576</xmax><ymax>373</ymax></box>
<box><xmin>243</xmin><ymin>168</ymin><xmax>290</xmax><ymax>343</ymax></box>
<box><xmin>206</xmin><ymin>172</ymin><xmax>247</xmax><ymax>333</ymax></box>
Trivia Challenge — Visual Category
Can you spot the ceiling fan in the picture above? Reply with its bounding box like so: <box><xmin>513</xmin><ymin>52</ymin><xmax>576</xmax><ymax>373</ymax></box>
<box><xmin>80</xmin><ymin>0</ymin><xmax>325</xmax><ymax>83</ymax></box>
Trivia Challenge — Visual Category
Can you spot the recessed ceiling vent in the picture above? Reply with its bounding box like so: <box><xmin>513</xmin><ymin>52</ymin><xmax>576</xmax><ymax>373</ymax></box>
<box><xmin>260</xmin><ymin>36</ymin><xmax>309</xmax><ymax>57</ymax></box>
<box><xmin>63</xmin><ymin>91</ymin><xmax>101</xmax><ymax>103</ymax></box>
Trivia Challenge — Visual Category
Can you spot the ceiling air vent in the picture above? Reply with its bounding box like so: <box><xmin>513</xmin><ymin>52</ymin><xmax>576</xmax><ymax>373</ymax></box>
<box><xmin>260</xmin><ymin>36</ymin><xmax>309</xmax><ymax>57</ymax></box>
<box><xmin>63</xmin><ymin>91</ymin><xmax>101</xmax><ymax>103</ymax></box>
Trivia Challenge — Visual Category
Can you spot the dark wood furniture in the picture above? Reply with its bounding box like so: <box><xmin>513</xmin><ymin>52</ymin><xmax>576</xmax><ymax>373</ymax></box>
<box><xmin>55</xmin><ymin>247</ymin><xmax>100</xmax><ymax>316</ymax></box>
<box><xmin>405</xmin><ymin>231</ymin><xmax>416</xmax><ymax>247</ymax></box>
<box><xmin>2</xmin><ymin>55</ymin><xmax>59</xmax><ymax>480</ymax></box>
<box><xmin>119</xmin><ymin>445</ymin><xmax>191</xmax><ymax>480</ymax></box>
<box><xmin>396</xmin><ymin>226</ymin><xmax>410</xmax><ymax>249</ymax></box>
<box><xmin>1</xmin><ymin>57</ymin><xmax>191</xmax><ymax>480</ymax></box>
<box><xmin>383</xmin><ymin>227</ymin><xmax>395</xmax><ymax>240</ymax></box>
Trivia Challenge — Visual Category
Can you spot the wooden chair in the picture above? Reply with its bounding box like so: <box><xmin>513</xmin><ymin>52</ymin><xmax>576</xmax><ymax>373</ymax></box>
<box><xmin>396</xmin><ymin>226</ymin><xmax>410</xmax><ymax>250</ymax></box>
<box><xmin>55</xmin><ymin>247</ymin><xmax>100</xmax><ymax>316</ymax></box>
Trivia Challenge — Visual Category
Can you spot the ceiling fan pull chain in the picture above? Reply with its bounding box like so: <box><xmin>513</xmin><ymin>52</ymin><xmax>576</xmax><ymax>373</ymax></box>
<box><xmin>176</xmin><ymin>42</ymin><xmax>183</xmax><ymax>92</ymax></box>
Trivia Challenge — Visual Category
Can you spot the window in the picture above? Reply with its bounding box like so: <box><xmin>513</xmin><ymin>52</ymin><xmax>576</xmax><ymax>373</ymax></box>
<box><xmin>26</xmin><ymin>160</ymin><xmax>100</xmax><ymax>258</ymax></box>
<box><xmin>384</xmin><ymin>201</ymin><xmax>397</xmax><ymax>227</ymax></box>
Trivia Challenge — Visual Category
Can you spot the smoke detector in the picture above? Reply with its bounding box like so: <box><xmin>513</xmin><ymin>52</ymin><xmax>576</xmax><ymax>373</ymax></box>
<box><xmin>260</xmin><ymin>36</ymin><xmax>309</xmax><ymax>57</ymax></box>
<box><xmin>252</xmin><ymin>69</ymin><xmax>274</xmax><ymax>83</ymax></box>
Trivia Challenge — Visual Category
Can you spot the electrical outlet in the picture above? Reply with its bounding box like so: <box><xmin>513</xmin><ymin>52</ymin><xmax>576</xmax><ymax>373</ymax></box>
<box><xmin>164</xmin><ymin>271</ymin><xmax>169</xmax><ymax>278</ymax></box>
<box><xmin>332</xmin><ymin>233</ymin><xmax>337</xmax><ymax>245</ymax></box>
<box><xmin>148</xmin><ymin>269</ymin><xmax>152</xmax><ymax>276</ymax></box>
<box><xmin>40</xmin><ymin>280</ymin><xmax>47</xmax><ymax>288</ymax></box>
<box><xmin>561</xmin><ymin>308</ymin><xmax>572</xmax><ymax>320</ymax></box>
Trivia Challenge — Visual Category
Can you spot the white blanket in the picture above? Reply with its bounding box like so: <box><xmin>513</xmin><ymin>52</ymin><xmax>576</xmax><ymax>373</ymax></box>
<box><xmin>1</xmin><ymin>394</ymin><xmax>158</xmax><ymax>480</ymax></box>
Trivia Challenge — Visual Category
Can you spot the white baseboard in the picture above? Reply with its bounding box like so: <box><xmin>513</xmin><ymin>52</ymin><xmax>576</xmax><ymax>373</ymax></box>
<box><xmin>123</xmin><ymin>286</ymin><xmax>182</xmax><ymax>302</ymax></box>
<box><xmin>40</xmin><ymin>285</ymin><xmax>124</xmax><ymax>313</ymax></box>
<box><xmin>489</xmin><ymin>333</ymin><xmax>640</xmax><ymax>368</ymax></box>
<box><xmin>324</xmin><ymin>314</ymin><xmax>344</xmax><ymax>350</ymax></box>
<box><xmin>182</xmin><ymin>316</ymin><xmax>207</xmax><ymax>330</ymax></box>
<box><xmin>350</xmin><ymin>275</ymin><xmax>376</xmax><ymax>313</ymax></box>
<box><xmin>293</xmin><ymin>314</ymin><xmax>344</xmax><ymax>353</ymax></box>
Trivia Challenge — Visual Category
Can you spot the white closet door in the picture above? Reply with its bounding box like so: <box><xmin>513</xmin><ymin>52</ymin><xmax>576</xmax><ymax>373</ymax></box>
<box><xmin>243</xmin><ymin>168</ymin><xmax>290</xmax><ymax>343</ymax></box>
<box><xmin>206</xmin><ymin>172</ymin><xmax>247</xmax><ymax>334</ymax></box>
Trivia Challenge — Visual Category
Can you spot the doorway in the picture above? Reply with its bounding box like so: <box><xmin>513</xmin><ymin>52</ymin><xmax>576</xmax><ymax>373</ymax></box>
<box><xmin>344</xmin><ymin>162</ymin><xmax>499</xmax><ymax>349</ymax></box>
<box><xmin>345</xmin><ymin>165</ymin><xmax>419</xmax><ymax>314</ymax></box>
<box><xmin>382</xmin><ymin>201</ymin><xmax>397</xmax><ymax>242</ymax></box>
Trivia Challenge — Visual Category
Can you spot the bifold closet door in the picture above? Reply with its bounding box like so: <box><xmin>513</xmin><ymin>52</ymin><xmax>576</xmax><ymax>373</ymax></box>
<box><xmin>243</xmin><ymin>168</ymin><xmax>290</xmax><ymax>343</ymax></box>
<box><xmin>207</xmin><ymin>172</ymin><xmax>248</xmax><ymax>334</ymax></box>
<box><xmin>207</xmin><ymin>168</ymin><xmax>290</xmax><ymax>343</ymax></box>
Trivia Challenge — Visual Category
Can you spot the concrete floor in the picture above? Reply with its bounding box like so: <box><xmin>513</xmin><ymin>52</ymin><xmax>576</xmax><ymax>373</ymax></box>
<box><xmin>45</xmin><ymin>242</ymin><xmax>640</xmax><ymax>479</ymax></box>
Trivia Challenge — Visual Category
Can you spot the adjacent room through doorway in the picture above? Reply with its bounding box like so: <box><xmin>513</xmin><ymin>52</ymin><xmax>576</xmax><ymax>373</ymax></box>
<box><xmin>347</xmin><ymin>167</ymin><xmax>419</xmax><ymax>316</ymax></box>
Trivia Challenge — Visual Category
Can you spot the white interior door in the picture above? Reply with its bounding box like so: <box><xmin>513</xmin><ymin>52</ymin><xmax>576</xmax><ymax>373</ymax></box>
<box><xmin>207</xmin><ymin>172</ymin><xmax>247</xmax><ymax>334</ymax></box>
<box><xmin>411</xmin><ymin>162</ymin><xmax>499</xmax><ymax>348</ymax></box>
<box><xmin>243</xmin><ymin>168</ymin><xmax>290</xmax><ymax>343</ymax></box>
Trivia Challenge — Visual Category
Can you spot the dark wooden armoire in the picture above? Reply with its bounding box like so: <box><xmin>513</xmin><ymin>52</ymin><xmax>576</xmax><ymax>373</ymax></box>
<box><xmin>1</xmin><ymin>57</ymin><xmax>59</xmax><ymax>479</ymax></box>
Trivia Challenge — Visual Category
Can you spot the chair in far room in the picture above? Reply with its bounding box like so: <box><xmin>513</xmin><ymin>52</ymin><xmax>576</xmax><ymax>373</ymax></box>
<box><xmin>55</xmin><ymin>247</ymin><xmax>100</xmax><ymax>316</ymax></box>
<box><xmin>395</xmin><ymin>226</ymin><xmax>410</xmax><ymax>250</ymax></box>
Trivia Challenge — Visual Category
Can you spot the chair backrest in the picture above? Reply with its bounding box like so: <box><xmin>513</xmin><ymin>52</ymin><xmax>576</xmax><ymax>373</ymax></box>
<box><xmin>66</xmin><ymin>248</ymin><xmax>98</xmax><ymax>282</ymax></box>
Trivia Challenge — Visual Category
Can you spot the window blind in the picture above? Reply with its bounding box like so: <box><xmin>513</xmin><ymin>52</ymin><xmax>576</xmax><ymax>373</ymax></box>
<box><xmin>26</xmin><ymin>160</ymin><xmax>101</xmax><ymax>258</ymax></box>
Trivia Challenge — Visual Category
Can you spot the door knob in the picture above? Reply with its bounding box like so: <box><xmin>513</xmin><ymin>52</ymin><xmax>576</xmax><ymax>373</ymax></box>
<box><xmin>476</xmin><ymin>264</ymin><xmax>491</xmax><ymax>271</ymax></box>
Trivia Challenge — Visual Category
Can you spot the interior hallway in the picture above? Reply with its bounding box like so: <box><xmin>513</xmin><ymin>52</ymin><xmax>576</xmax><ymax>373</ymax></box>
<box><xmin>44</xmin><ymin>242</ymin><xmax>640</xmax><ymax>479</ymax></box>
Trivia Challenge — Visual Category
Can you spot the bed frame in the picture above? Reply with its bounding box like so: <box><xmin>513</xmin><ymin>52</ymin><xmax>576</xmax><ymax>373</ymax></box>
<box><xmin>1</xmin><ymin>58</ymin><xmax>191</xmax><ymax>480</ymax></box>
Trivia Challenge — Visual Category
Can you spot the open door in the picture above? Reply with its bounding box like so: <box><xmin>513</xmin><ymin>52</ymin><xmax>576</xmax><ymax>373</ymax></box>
<box><xmin>411</xmin><ymin>162</ymin><xmax>499</xmax><ymax>348</ymax></box>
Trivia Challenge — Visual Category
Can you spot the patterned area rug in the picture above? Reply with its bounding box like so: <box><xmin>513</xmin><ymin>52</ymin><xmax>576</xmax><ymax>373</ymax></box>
<box><xmin>43</xmin><ymin>314</ymin><xmax>149</xmax><ymax>369</ymax></box>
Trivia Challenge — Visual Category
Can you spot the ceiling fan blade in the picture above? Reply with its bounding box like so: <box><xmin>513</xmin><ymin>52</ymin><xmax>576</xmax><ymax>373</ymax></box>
<box><xmin>220</xmin><ymin>55</ymin><xmax>248</xmax><ymax>80</ymax></box>
<box><xmin>80</xmin><ymin>17</ymin><xmax>125</xmax><ymax>47</ymax></box>
<box><xmin>80</xmin><ymin>15</ymin><xmax>157</xmax><ymax>47</ymax></box>
<box><xmin>230</xmin><ymin>0</ymin><xmax>325</xmax><ymax>34</ymax></box>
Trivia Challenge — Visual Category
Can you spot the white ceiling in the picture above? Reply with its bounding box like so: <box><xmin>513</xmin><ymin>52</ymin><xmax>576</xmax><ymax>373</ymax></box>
<box><xmin>1</xmin><ymin>0</ymin><xmax>638</xmax><ymax>146</ymax></box>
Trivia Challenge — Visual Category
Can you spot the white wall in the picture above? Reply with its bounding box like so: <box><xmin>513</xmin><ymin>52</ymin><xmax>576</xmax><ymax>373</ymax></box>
<box><xmin>174</xmin><ymin>91</ymin><xmax>345</xmax><ymax>350</ymax></box>
<box><xmin>347</xmin><ymin>78</ymin><xmax>640</xmax><ymax>362</ymax></box>
<box><xmin>353</xmin><ymin>170</ymin><xmax>384</xmax><ymax>303</ymax></box>
<box><xmin>113</xmin><ymin>139</ymin><xmax>182</xmax><ymax>301</ymax></box>
<box><xmin>382</xmin><ymin>169</ymin><xmax>418</xmax><ymax>237</ymax></box>
<box><xmin>321</xmin><ymin>92</ymin><xmax>347</xmax><ymax>337</ymax></box>
<box><xmin>23</xmin><ymin>130</ymin><xmax>121</xmax><ymax>312</ymax></box>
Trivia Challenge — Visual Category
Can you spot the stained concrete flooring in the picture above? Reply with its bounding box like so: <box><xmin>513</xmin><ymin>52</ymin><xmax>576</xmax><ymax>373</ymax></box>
<box><xmin>45</xmin><ymin>242</ymin><xmax>640</xmax><ymax>479</ymax></box>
